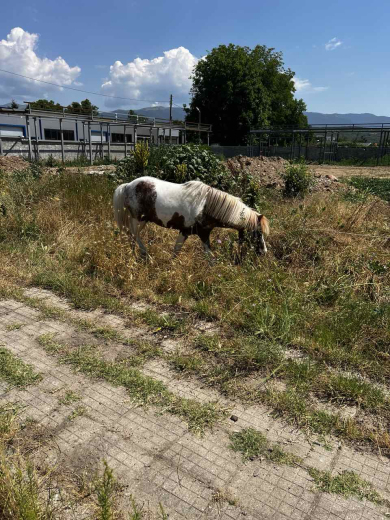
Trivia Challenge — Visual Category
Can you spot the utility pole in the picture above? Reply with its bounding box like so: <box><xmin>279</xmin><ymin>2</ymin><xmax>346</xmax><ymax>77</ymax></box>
<box><xmin>169</xmin><ymin>94</ymin><xmax>173</xmax><ymax>122</ymax></box>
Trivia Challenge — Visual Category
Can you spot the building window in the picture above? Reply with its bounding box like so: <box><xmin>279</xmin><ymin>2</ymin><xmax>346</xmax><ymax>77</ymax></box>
<box><xmin>0</xmin><ymin>124</ymin><xmax>25</xmax><ymax>137</ymax></box>
<box><xmin>44</xmin><ymin>129</ymin><xmax>75</xmax><ymax>141</ymax></box>
<box><xmin>111</xmin><ymin>133</ymin><xmax>132</xmax><ymax>143</ymax></box>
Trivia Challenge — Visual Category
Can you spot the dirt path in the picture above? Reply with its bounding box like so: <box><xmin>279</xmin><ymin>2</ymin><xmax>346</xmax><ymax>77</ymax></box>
<box><xmin>311</xmin><ymin>165</ymin><xmax>390</xmax><ymax>179</ymax></box>
<box><xmin>1</xmin><ymin>290</ymin><xmax>389</xmax><ymax>519</ymax></box>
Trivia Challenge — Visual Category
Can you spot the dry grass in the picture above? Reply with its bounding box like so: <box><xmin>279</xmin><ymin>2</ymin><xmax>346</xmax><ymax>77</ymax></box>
<box><xmin>0</xmin><ymin>165</ymin><xmax>389</xmax><ymax>451</ymax></box>
<box><xmin>0</xmin><ymin>404</ymin><xmax>168</xmax><ymax>519</ymax></box>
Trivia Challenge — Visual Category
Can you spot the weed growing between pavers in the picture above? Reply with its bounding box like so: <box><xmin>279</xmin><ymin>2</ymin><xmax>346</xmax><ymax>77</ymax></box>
<box><xmin>0</xmin><ymin>405</ymin><xmax>169</xmax><ymax>519</ymax></box>
<box><xmin>230</xmin><ymin>427</ymin><xmax>387</xmax><ymax>506</ymax></box>
<box><xmin>67</xmin><ymin>405</ymin><xmax>87</xmax><ymax>422</ymax></box>
<box><xmin>0</xmin><ymin>347</ymin><xmax>42</xmax><ymax>388</ymax></box>
<box><xmin>229</xmin><ymin>428</ymin><xmax>302</xmax><ymax>466</ymax></box>
<box><xmin>308</xmin><ymin>468</ymin><xmax>385</xmax><ymax>505</ymax></box>
<box><xmin>37</xmin><ymin>334</ymin><xmax>225</xmax><ymax>434</ymax></box>
<box><xmin>58</xmin><ymin>390</ymin><xmax>82</xmax><ymax>405</ymax></box>
<box><xmin>5</xmin><ymin>323</ymin><xmax>24</xmax><ymax>331</ymax></box>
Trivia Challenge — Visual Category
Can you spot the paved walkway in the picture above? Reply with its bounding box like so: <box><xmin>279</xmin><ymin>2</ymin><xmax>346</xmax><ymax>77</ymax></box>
<box><xmin>0</xmin><ymin>293</ymin><xmax>389</xmax><ymax>519</ymax></box>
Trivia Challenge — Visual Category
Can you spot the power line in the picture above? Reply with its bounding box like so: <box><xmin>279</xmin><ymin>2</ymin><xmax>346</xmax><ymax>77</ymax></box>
<box><xmin>0</xmin><ymin>68</ymin><xmax>169</xmax><ymax>104</ymax></box>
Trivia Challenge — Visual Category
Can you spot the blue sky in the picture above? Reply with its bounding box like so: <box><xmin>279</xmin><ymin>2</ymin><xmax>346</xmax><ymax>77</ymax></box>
<box><xmin>0</xmin><ymin>0</ymin><xmax>389</xmax><ymax>115</ymax></box>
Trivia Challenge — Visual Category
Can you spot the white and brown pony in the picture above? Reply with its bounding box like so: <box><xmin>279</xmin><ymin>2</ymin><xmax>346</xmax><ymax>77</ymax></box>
<box><xmin>113</xmin><ymin>176</ymin><xmax>269</xmax><ymax>259</ymax></box>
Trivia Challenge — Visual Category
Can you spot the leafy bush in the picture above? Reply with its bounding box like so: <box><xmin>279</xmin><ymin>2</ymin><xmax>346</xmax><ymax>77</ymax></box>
<box><xmin>283</xmin><ymin>161</ymin><xmax>313</xmax><ymax>197</ymax></box>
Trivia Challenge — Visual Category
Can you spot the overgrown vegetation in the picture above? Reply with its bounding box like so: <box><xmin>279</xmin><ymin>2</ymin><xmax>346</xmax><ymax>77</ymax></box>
<box><xmin>0</xmin><ymin>155</ymin><xmax>389</xmax><ymax>453</ymax></box>
<box><xmin>348</xmin><ymin>176</ymin><xmax>390</xmax><ymax>202</ymax></box>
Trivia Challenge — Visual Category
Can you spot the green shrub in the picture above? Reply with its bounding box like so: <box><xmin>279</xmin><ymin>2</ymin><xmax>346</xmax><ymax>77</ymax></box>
<box><xmin>283</xmin><ymin>161</ymin><xmax>313</xmax><ymax>197</ymax></box>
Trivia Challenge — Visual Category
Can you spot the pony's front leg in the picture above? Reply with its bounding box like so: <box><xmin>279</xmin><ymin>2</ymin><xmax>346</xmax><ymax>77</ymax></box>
<box><xmin>198</xmin><ymin>229</ymin><xmax>215</xmax><ymax>264</ymax></box>
<box><xmin>173</xmin><ymin>232</ymin><xmax>188</xmax><ymax>257</ymax></box>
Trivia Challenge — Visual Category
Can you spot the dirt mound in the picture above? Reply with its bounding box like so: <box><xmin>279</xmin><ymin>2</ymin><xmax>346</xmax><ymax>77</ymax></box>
<box><xmin>225</xmin><ymin>155</ymin><xmax>343</xmax><ymax>193</ymax></box>
<box><xmin>0</xmin><ymin>156</ymin><xmax>29</xmax><ymax>173</ymax></box>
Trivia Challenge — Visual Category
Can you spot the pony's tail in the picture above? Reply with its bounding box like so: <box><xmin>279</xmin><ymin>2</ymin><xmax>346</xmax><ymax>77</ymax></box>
<box><xmin>259</xmin><ymin>215</ymin><xmax>270</xmax><ymax>236</ymax></box>
<box><xmin>113</xmin><ymin>184</ymin><xmax>131</xmax><ymax>232</ymax></box>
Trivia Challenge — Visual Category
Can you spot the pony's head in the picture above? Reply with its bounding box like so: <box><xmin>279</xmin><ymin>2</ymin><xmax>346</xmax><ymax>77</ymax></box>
<box><xmin>239</xmin><ymin>214</ymin><xmax>270</xmax><ymax>256</ymax></box>
<box><xmin>252</xmin><ymin>214</ymin><xmax>269</xmax><ymax>254</ymax></box>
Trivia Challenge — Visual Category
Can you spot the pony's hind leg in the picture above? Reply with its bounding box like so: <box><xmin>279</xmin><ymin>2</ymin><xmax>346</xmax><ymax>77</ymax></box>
<box><xmin>134</xmin><ymin>220</ymin><xmax>148</xmax><ymax>258</ymax></box>
<box><xmin>126</xmin><ymin>218</ymin><xmax>148</xmax><ymax>259</ymax></box>
<box><xmin>173</xmin><ymin>232</ymin><xmax>188</xmax><ymax>257</ymax></box>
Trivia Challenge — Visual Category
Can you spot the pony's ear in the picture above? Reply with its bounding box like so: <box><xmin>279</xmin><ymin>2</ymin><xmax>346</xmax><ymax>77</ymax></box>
<box><xmin>257</xmin><ymin>214</ymin><xmax>270</xmax><ymax>236</ymax></box>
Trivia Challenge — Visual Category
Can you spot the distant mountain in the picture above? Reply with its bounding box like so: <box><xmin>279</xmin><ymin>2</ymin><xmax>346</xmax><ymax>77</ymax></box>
<box><xmin>113</xmin><ymin>106</ymin><xmax>186</xmax><ymax>121</ymax></box>
<box><xmin>114</xmin><ymin>109</ymin><xmax>390</xmax><ymax>125</ymax></box>
<box><xmin>305</xmin><ymin>112</ymin><xmax>390</xmax><ymax>125</ymax></box>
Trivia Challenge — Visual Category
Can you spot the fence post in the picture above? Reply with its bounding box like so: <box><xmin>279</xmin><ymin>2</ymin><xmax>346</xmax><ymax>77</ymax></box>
<box><xmin>107</xmin><ymin>123</ymin><xmax>111</xmax><ymax>161</ymax></box>
<box><xmin>290</xmin><ymin>130</ymin><xmax>295</xmax><ymax>161</ymax></box>
<box><xmin>34</xmin><ymin>117</ymin><xmax>39</xmax><ymax>161</ymax></box>
<box><xmin>88</xmin><ymin>122</ymin><xmax>93</xmax><ymax>165</ymax></box>
<box><xmin>100</xmin><ymin>123</ymin><xmax>104</xmax><ymax>159</ymax></box>
<box><xmin>124</xmin><ymin>124</ymin><xmax>127</xmax><ymax>157</ymax></box>
<box><xmin>0</xmin><ymin>135</ymin><xmax>3</xmax><ymax>156</ymax></box>
<box><xmin>26</xmin><ymin>115</ymin><xmax>33</xmax><ymax>161</ymax></box>
<box><xmin>59</xmin><ymin>117</ymin><xmax>65</xmax><ymax>163</ymax></box>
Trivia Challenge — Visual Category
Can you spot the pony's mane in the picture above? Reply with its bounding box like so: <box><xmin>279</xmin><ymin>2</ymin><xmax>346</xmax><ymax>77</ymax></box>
<box><xmin>183</xmin><ymin>181</ymin><xmax>258</xmax><ymax>230</ymax></box>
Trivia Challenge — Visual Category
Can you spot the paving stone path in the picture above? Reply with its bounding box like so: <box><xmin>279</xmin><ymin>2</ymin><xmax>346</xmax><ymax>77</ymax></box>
<box><xmin>1</xmin><ymin>291</ymin><xmax>389</xmax><ymax>519</ymax></box>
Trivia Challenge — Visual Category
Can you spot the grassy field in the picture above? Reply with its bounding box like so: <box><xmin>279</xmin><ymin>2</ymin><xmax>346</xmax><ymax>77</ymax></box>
<box><xmin>348</xmin><ymin>176</ymin><xmax>390</xmax><ymax>202</ymax></box>
<box><xmin>0</xmin><ymin>163</ymin><xmax>390</xmax><ymax>455</ymax></box>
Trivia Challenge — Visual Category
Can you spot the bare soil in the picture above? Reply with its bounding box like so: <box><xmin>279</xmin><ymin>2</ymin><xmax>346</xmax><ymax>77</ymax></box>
<box><xmin>0</xmin><ymin>156</ymin><xmax>29</xmax><ymax>173</ymax></box>
<box><xmin>225</xmin><ymin>155</ymin><xmax>348</xmax><ymax>193</ymax></box>
<box><xmin>312</xmin><ymin>164</ymin><xmax>390</xmax><ymax>179</ymax></box>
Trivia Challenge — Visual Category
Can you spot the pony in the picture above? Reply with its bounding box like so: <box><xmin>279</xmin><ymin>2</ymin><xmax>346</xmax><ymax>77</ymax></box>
<box><xmin>113</xmin><ymin>176</ymin><xmax>269</xmax><ymax>259</ymax></box>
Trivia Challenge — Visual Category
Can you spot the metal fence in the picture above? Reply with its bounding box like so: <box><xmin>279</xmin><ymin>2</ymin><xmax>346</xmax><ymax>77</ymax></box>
<box><xmin>249</xmin><ymin>124</ymin><xmax>390</xmax><ymax>165</ymax></box>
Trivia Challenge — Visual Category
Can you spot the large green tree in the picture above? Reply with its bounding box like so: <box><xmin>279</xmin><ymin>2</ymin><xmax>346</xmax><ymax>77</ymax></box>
<box><xmin>184</xmin><ymin>44</ymin><xmax>308</xmax><ymax>145</ymax></box>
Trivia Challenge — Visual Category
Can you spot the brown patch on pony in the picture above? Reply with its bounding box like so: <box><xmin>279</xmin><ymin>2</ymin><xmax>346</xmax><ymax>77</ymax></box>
<box><xmin>135</xmin><ymin>180</ymin><xmax>163</xmax><ymax>227</ymax></box>
<box><xmin>167</xmin><ymin>212</ymin><xmax>186</xmax><ymax>230</ymax></box>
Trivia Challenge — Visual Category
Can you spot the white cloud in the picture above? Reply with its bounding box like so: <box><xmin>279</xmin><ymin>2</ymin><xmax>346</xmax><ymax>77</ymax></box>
<box><xmin>0</xmin><ymin>27</ymin><xmax>81</xmax><ymax>102</ymax></box>
<box><xmin>325</xmin><ymin>37</ymin><xmax>342</xmax><ymax>51</ymax></box>
<box><xmin>294</xmin><ymin>77</ymin><xmax>328</xmax><ymax>94</ymax></box>
<box><xmin>101</xmin><ymin>46</ymin><xmax>198</xmax><ymax>107</ymax></box>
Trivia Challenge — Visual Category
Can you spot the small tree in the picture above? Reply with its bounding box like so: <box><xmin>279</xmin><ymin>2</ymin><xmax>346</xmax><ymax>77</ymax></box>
<box><xmin>30</xmin><ymin>99</ymin><xmax>63</xmax><ymax>112</ymax></box>
<box><xmin>10</xmin><ymin>99</ymin><xmax>19</xmax><ymax>109</ymax></box>
<box><xmin>67</xmin><ymin>99</ymin><xmax>98</xmax><ymax>115</ymax></box>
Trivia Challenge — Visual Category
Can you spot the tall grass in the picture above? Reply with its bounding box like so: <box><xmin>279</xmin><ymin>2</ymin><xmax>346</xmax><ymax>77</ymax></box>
<box><xmin>0</xmin><ymin>164</ymin><xmax>390</xmax><ymax>447</ymax></box>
